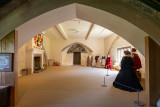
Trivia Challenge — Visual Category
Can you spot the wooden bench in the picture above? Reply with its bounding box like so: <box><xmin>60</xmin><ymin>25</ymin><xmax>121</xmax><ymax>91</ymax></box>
<box><xmin>21</xmin><ymin>68</ymin><xmax>31</xmax><ymax>75</ymax></box>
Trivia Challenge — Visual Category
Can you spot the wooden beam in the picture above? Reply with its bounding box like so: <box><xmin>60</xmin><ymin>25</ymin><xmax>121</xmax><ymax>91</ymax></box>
<box><xmin>54</xmin><ymin>26</ymin><xmax>67</xmax><ymax>40</ymax></box>
<box><xmin>57</xmin><ymin>24</ymin><xmax>68</xmax><ymax>39</ymax></box>
<box><xmin>85</xmin><ymin>23</ymin><xmax>94</xmax><ymax>40</ymax></box>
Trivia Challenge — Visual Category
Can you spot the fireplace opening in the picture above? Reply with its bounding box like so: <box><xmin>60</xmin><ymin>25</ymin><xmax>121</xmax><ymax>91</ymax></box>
<box><xmin>34</xmin><ymin>56</ymin><xmax>41</xmax><ymax>71</ymax></box>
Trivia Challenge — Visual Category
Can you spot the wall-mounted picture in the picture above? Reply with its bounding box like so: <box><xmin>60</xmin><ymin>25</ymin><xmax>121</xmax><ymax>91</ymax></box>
<box><xmin>33</xmin><ymin>33</ymin><xmax>43</xmax><ymax>49</ymax></box>
<box><xmin>0</xmin><ymin>53</ymin><xmax>13</xmax><ymax>72</ymax></box>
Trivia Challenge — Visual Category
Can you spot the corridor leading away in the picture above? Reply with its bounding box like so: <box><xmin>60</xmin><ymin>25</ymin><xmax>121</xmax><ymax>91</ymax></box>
<box><xmin>17</xmin><ymin>66</ymin><xmax>146</xmax><ymax>107</ymax></box>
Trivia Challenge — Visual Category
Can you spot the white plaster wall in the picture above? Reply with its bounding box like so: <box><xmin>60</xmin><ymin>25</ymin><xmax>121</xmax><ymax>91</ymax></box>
<box><xmin>43</xmin><ymin>35</ymin><xmax>51</xmax><ymax>59</ymax></box>
<box><xmin>104</xmin><ymin>34</ymin><xmax>117</xmax><ymax>57</ymax></box>
<box><xmin>45</xmin><ymin>31</ymin><xmax>105</xmax><ymax>65</ymax></box>
<box><xmin>53</xmin><ymin>38</ymin><xmax>104</xmax><ymax>65</ymax></box>
<box><xmin>81</xmin><ymin>53</ymin><xmax>89</xmax><ymax>66</ymax></box>
<box><xmin>62</xmin><ymin>53</ymin><xmax>73</xmax><ymax>65</ymax></box>
<box><xmin>107</xmin><ymin>36</ymin><xmax>145</xmax><ymax>78</ymax></box>
<box><xmin>18</xmin><ymin>42</ymin><xmax>28</xmax><ymax>76</ymax></box>
<box><xmin>62</xmin><ymin>46</ymin><xmax>73</xmax><ymax>65</ymax></box>
<box><xmin>18</xmin><ymin>39</ymin><xmax>33</xmax><ymax>76</ymax></box>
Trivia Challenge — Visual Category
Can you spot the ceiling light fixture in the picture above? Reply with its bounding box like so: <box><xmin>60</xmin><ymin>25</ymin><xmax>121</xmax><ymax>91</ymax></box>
<box><xmin>72</xmin><ymin>19</ymin><xmax>81</xmax><ymax>23</ymax></box>
<box><xmin>68</xmin><ymin>29</ymin><xmax>79</xmax><ymax>33</ymax></box>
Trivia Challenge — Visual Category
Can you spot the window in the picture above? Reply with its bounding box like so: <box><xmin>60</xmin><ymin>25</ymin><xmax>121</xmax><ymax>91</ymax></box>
<box><xmin>117</xmin><ymin>46</ymin><xmax>131</xmax><ymax>64</ymax></box>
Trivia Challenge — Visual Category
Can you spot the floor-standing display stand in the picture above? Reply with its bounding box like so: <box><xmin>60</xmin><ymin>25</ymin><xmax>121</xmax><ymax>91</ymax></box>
<box><xmin>114</xmin><ymin>82</ymin><xmax>144</xmax><ymax>106</ymax></box>
<box><xmin>102</xmin><ymin>77</ymin><xmax>107</xmax><ymax>87</ymax></box>
<box><xmin>106</xmin><ymin>69</ymin><xmax>109</xmax><ymax>76</ymax></box>
<box><xmin>105</xmin><ymin>56</ymin><xmax>112</xmax><ymax>76</ymax></box>
<box><xmin>134</xmin><ymin>90</ymin><xmax>144</xmax><ymax>106</ymax></box>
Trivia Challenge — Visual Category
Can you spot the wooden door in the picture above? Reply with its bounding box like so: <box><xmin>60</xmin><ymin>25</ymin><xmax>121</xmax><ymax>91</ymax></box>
<box><xmin>73</xmin><ymin>52</ymin><xmax>81</xmax><ymax>65</ymax></box>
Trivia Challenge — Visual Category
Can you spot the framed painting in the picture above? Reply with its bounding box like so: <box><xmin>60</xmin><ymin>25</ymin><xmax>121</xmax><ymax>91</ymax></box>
<box><xmin>0</xmin><ymin>53</ymin><xmax>13</xmax><ymax>72</ymax></box>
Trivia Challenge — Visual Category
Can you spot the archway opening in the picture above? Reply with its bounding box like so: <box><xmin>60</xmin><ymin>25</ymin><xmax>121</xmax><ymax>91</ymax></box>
<box><xmin>2</xmin><ymin>2</ymin><xmax>157</xmax><ymax>106</ymax></box>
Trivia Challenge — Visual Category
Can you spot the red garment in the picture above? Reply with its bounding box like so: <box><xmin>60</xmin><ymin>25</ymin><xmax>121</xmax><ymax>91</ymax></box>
<box><xmin>132</xmin><ymin>53</ymin><xmax>142</xmax><ymax>73</ymax></box>
<box><xmin>105</xmin><ymin>57</ymin><xmax>112</xmax><ymax>69</ymax></box>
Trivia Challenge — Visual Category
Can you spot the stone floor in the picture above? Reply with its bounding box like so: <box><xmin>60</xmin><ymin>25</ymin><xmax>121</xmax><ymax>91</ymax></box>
<box><xmin>16</xmin><ymin>66</ymin><xmax>147</xmax><ymax>107</ymax></box>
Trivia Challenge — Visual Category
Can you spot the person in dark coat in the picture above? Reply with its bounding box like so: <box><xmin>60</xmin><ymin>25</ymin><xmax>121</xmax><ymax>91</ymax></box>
<box><xmin>113</xmin><ymin>50</ymin><xmax>143</xmax><ymax>92</ymax></box>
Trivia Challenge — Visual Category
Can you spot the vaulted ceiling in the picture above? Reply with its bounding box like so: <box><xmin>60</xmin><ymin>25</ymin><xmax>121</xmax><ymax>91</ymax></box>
<box><xmin>45</xmin><ymin>18</ymin><xmax>114</xmax><ymax>40</ymax></box>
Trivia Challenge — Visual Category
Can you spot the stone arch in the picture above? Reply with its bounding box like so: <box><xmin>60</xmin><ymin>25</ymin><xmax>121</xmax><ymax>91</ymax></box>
<box><xmin>61</xmin><ymin>42</ymin><xmax>93</xmax><ymax>53</ymax></box>
<box><xmin>0</xmin><ymin>2</ymin><xmax>160</xmax><ymax>56</ymax></box>
<box><xmin>15</xmin><ymin>3</ymin><xmax>147</xmax><ymax>55</ymax></box>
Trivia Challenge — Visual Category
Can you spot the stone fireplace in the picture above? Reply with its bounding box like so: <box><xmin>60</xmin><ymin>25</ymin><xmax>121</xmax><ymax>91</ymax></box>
<box><xmin>27</xmin><ymin>49</ymin><xmax>44</xmax><ymax>73</ymax></box>
<box><xmin>34</xmin><ymin>56</ymin><xmax>41</xmax><ymax>70</ymax></box>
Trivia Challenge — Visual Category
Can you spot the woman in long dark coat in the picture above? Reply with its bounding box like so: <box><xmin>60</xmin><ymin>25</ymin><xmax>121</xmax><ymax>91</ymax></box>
<box><xmin>113</xmin><ymin>50</ymin><xmax>143</xmax><ymax>92</ymax></box>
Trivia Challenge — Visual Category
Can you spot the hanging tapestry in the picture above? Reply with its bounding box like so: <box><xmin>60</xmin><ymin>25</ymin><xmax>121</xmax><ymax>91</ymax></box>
<box><xmin>33</xmin><ymin>33</ymin><xmax>43</xmax><ymax>49</ymax></box>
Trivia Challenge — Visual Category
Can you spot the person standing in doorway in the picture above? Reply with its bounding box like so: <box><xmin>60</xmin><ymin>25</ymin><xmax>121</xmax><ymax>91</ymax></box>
<box><xmin>131</xmin><ymin>48</ymin><xmax>142</xmax><ymax>81</ymax></box>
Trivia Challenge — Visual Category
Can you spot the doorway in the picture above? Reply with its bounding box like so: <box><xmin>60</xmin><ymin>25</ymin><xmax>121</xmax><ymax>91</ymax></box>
<box><xmin>73</xmin><ymin>52</ymin><xmax>81</xmax><ymax>65</ymax></box>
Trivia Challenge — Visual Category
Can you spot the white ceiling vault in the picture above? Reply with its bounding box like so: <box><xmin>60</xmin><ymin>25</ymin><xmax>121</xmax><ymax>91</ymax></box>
<box><xmin>45</xmin><ymin>18</ymin><xmax>114</xmax><ymax>40</ymax></box>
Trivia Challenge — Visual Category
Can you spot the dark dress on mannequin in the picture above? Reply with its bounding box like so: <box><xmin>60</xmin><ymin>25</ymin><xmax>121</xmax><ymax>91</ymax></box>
<box><xmin>87</xmin><ymin>56</ymin><xmax>90</xmax><ymax>66</ymax></box>
<box><xmin>113</xmin><ymin>55</ymin><xmax>143</xmax><ymax>92</ymax></box>
<box><xmin>95</xmin><ymin>56</ymin><xmax>99</xmax><ymax>62</ymax></box>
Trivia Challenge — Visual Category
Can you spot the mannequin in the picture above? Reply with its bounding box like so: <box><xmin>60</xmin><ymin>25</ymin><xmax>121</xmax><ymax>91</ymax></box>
<box><xmin>105</xmin><ymin>55</ymin><xmax>112</xmax><ymax>69</ymax></box>
<box><xmin>87</xmin><ymin>56</ymin><xmax>90</xmax><ymax>66</ymax></box>
<box><xmin>97</xmin><ymin>57</ymin><xmax>102</xmax><ymax>68</ymax></box>
<box><xmin>90</xmin><ymin>56</ymin><xmax>93</xmax><ymax>66</ymax></box>
<box><xmin>95</xmin><ymin>56</ymin><xmax>99</xmax><ymax>63</ymax></box>
<box><xmin>102</xmin><ymin>56</ymin><xmax>106</xmax><ymax>67</ymax></box>
<box><xmin>92</xmin><ymin>58</ymin><xmax>96</xmax><ymax>67</ymax></box>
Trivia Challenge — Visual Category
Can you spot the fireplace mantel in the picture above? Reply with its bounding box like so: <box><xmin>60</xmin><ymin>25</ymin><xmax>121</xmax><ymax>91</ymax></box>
<box><xmin>27</xmin><ymin>49</ymin><xmax>44</xmax><ymax>53</ymax></box>
<box><xmin>26</xmin><ymin>49</ymin><xmax>44</xmax><ymax>73</ymax></box>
